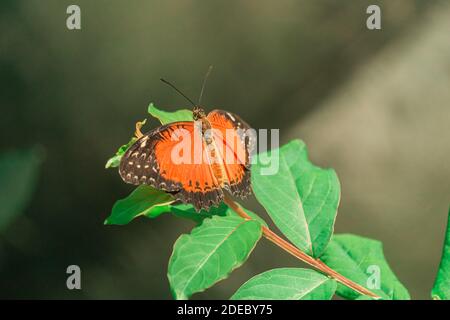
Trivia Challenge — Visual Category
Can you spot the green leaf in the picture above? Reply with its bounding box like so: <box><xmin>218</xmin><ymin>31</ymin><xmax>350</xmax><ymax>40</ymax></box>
<box><xmin>231</xmin><ymin>268</ymin><xmax>336</xmax><ymax>300</ymax></box>
<box><xmin>251</xmin><ymin>139</ymin><xmax>340</xmax><ymax>257</ymax></box>
<box><xmin>105</xmin><ymin>136</ymin><xmax>137</xmax><ymax>169</ymax></box>
<box><xmin>148</xmin><ymin>103</ymin><xmax>193</xmax><ymax>125</ymax></box>
<box><xmin>0</xmin><ymin>148</ymin><xmax>43</xmax><ymax>231</ymax></box>
<box><xmin>104</xmin><ymin>185</ymin><xmax>174</xmax><ymax>225</ymax></box>
<box><xmin>156</xmin><ymin>202</ymin><xmax>229</xmax><ymax>224</ymax></box>
<box><xmin>432</xmin><ymin>207</ymin><xmax>450</xmax><ymax>300</ymax></box>
<box><xmin>167</xmin><ymin>202</ymin><xmax>267</xmax><ymax>226</ymax></box>
<box><xmin>105</xmin><ymin>183</ymin><xmax>267</xmax><ymax>226</ymax></box>
<box><xmin>320</xmin><ymin>234</ymin><xmax>410</xmax><ymax>300</ymax></box>
<box><xmin>168</xmin><ymin>215</ymin><xmax>262</xmax><ymax>299</ymax></box>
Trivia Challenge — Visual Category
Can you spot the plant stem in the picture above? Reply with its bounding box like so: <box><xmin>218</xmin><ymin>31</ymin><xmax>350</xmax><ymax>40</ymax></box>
<box><xmin>223</xmin><ymin>194</ymin><xmax>380</xmax><ymax>299</ymax></box>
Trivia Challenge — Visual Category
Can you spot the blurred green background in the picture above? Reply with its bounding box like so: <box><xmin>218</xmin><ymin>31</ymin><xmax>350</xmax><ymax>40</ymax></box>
<box><xmin>1</xmin><ymin>0</ymin><xmax>449</xmax><ymax>299</ymax></box>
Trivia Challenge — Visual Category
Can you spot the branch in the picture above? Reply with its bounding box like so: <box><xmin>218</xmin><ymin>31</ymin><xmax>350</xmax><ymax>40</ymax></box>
<box><xmin>223</xmin><ymin>194</ymin><xmax>380</xmax><ymax>299</ymax></box>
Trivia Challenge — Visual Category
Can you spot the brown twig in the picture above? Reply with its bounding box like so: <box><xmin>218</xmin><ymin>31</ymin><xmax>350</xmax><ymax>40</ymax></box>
<box><xmin>223</xmin><ymin>194</ymin><xmax>380</xmax><ymax>299</ymax></box>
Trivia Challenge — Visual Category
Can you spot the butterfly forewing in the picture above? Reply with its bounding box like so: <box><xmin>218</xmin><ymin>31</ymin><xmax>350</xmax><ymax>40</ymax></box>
<box><xmin>119</xmin><ymin>121</ymin><xmax>224</xmax><ymax>211</ymax></box>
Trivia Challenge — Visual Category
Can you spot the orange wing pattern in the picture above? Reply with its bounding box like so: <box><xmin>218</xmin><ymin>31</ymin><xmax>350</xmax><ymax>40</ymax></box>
<box><xmin>119</xmin><ymin>121</ymin><xmax>224</xmax><ymax>211</ymax></box>
<box><xmin>207</xmin><ymin>110</ymin><xmax>254</xmax><ymax>199</ymax></box>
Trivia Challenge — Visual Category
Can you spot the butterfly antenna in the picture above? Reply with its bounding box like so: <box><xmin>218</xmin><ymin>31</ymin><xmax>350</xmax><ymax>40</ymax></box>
<box><xmin>198</xmin><ymin>65</ymin><xmax>213</xmax><ymax>105</ymax></box>
<box><xmin>160</xmin><ymin>78</ymin><xmax>196</xmax><ymax>107</ymax></box>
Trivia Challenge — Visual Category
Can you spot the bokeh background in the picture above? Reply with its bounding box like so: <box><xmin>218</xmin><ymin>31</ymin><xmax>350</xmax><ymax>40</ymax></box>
<box><xmin>1</xmin><ymin>0</ymin><xmax>449</xmax><ymax>299</ymax></box>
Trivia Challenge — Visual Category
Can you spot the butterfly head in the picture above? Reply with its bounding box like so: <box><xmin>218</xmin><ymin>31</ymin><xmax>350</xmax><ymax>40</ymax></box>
<box><xmin>193</xmin><ymin>106</ymin><xmax>206</xmax><ymax>120</ymax></box>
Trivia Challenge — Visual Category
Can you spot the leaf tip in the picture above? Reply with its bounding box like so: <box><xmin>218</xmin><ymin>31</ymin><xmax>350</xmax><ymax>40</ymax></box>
<box><xmin>147</xmin><ymin>102</ymin><xmax>156</xmax><ymax>114</ymax></box>
<box><xmin>104</xmin><ymin>160</ymin><xmax>112</xmax><ymax>169</ymax></box>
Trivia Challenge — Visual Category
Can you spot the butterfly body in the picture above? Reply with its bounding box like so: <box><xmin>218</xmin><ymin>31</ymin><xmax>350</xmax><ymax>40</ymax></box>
<box><xmin>119</xmin><ymin>107</ymin><xmax>253</xmax><ymax>211</ymax></box>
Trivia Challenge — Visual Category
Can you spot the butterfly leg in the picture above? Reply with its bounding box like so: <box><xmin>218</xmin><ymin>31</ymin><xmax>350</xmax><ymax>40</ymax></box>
<box><xmin>134</xmin><ymin>119</ymin><xmax>146</xmax><ymax>138</ymax></box>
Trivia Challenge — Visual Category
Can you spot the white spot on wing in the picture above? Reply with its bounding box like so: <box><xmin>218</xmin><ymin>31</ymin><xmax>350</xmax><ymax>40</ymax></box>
<box><xmin>227</xmin><ymin>112</ymin><xmax>235</xmax><ymax>121</ymax></box>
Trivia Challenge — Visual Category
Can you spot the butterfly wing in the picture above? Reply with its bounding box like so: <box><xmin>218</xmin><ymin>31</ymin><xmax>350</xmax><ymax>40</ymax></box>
<box><xmin>207</xmin><ymin>110</ymin><xmax>254</xmax><ymax>199</ymax></box>
<box><xmin>119</xmin><ymin>121</ymin><xmax>224</xmax><ymax>211</ymax></box>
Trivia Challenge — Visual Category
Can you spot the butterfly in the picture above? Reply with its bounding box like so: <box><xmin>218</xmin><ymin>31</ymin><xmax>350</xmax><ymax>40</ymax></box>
<box><xmin>119</xmin><ymin>105</ymin><xmax>254</xmax><ymax>211</ymax></box>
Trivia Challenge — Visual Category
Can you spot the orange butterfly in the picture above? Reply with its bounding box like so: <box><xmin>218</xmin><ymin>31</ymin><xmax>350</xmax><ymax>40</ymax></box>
<box><xmin>119</xmin><ymin>78</ymin><xmax>254</xmax><ymax>211</ymax></box>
